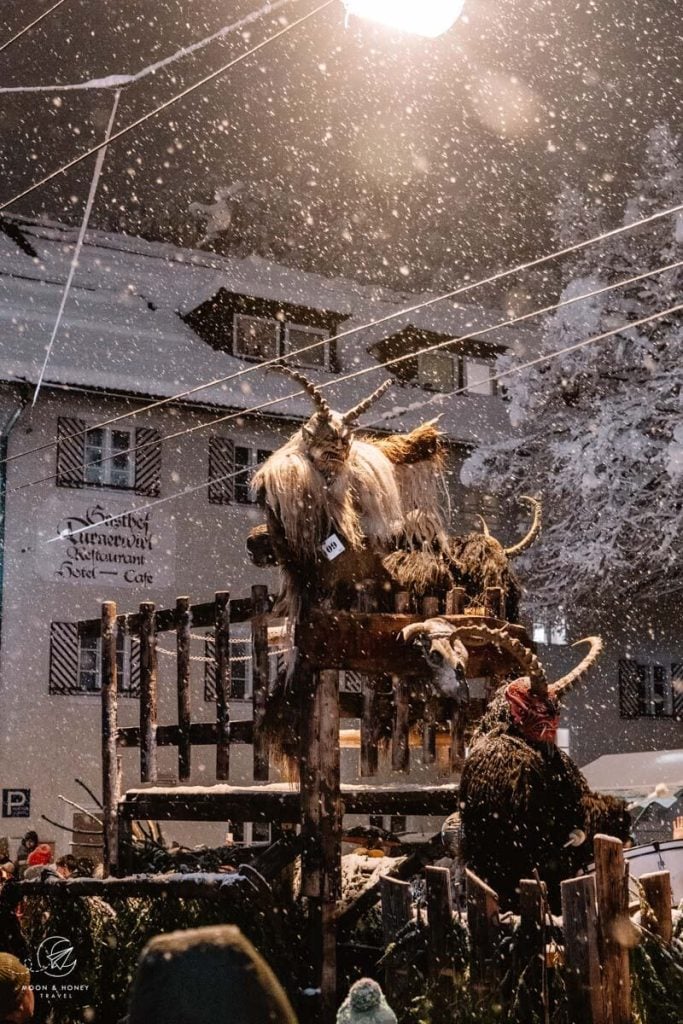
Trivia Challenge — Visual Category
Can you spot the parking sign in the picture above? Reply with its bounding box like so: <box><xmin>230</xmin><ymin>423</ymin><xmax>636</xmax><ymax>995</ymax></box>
<box><xmin>2</xmin><ymin>789</ymin><xmax>30</xmax><ymax>818</ymax></box>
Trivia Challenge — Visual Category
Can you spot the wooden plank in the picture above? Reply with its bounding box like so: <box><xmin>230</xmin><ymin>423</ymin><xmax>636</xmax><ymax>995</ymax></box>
<box><xmin>215</xmin><ymin>590</ymin><xmax>231</xmax><ymax>781</ymax></box>
<box><xmin>360</xmin><ymin>676</ymin><xmax>379</xmax><ymax>777</ymax></box>
<box><xmin>139</xmin><ymin>601</ymin><xmax>158</xmax><ymax>784</ymax></box>
<box><xmin>391</xmin><ymin>677</ymin><xmax>410</xmax><ymax>773</ymax></box>
<box><xmin>101</xmin><ymin>601</ymin><xmax>120</xmax><ymax>876</ymax></box>
<box><xmin>300</xmin><ymin>668</ymin><xmax>341</xmax><ymax>900</ymax></box>
<box><xmin>296</xmin><ymin>611</ymin><xmax>531</xmax><ymax>675</ymax></box>
<box><xmin>251</xmin><ymin>584</ymin><xmax>270</xmax><ymax>782</ymax></box>
<box><xmin>466</xmin><ymin>869</ymin><xmax>500</xmax><ymax>986</ymax></box>
<box><xmin>119</xmin><ymin>783</ymin><xmax>460</xmax><ymax>823</ymax></box>
<box><xmin>380</xmin><ymin>875</ymin><xmax>412</xmax><ymax>945</ymax></box>
<box><xmin>484</xmin><ymin>587</ymin><xmax>503</xmax><ymax>618</ymax></box>
<box><xmin>425</xmin><ymin>866</ymin><xmax>453</xmax><ymax>981</ymax></box>
<box><xmin>189</xmin><ymin>595</ymin><xmax>258</xmax><ymax>628</ymax></box>
<box><xmin>78</xmin><ymin>595</ymin><xmax>262</xmax><ymax>640</ymax></box>
<box><xmin>422</xmin><ymin>698</ymin><xmax>437</xmax><ymax>765</ymax></box>
<box><xmin>175</xmin><ymin>596</ymin><xmax>192</xmax><ymax>782</ymax></box>
<box><xmin>640</xmin><ymin>871</ymin><xmax>673</xmax><ymax>943</ymax></box>
<box><xmin>449</xmin><ymin>704</ymin><xmax>467</xmax><ymax>773</ymax></box>
<box><xmin>445</xmin><ymin>588</ymin><xmax>466</xmax><ymax>614</ymax></box>
<box><xmin>422</xmin><ymin>595</ymin><xmax>440</xmax><ymax>617</ymax></box>
<box><xmin>594</xmin><ymin>835</ymin><xmax>632</xmax><ymax>1024</ymax></box>
<box><xmin>516</xmin><ymin>879</ymin><xmax>547</xmax><ymax>1023</ymax></box>
<box><xmin>117</xmin><ymin>720</ymin><xmax>253</xmax><ymax>748</ymax></box>
<box><xmin>561</xmin><ymin>874</ymin><xmax>605</xmax><ymax>1024</ymax></box>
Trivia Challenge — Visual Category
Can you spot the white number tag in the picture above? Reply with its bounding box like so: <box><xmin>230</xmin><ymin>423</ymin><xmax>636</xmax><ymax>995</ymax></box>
<box><xmin>322</xmin><ymin>533</ymin><xmax>345</xmax><ymax>561</ymax></box>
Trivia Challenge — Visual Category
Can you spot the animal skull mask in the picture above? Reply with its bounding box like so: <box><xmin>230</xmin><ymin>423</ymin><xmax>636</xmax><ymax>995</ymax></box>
<box><xmin>275</xmin><ymin>366</ymin><xmax>392</xmax><ymax>473</ymax></box>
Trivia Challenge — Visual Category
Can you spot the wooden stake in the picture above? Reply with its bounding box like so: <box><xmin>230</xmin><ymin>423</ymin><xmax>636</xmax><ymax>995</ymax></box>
<box><xmin>139</xmin><ymin>601</ymin><xmax>158</xmax><ymax>784</ymax></box>
<box><xmin>517</xmin><ymin>879</ymin><xmax>547</xmax><ymax>1024</ymax></box>
<box><xmin>175</xmin><ymin>596</ymin><xmax>191</xmax><ymax>782</ymax></box>
<box><xmin>466</xmin><ymin>869</ymin><xmax>500</xmax><ymax>986</ymax></box>
<box><xmin>484</xmin><ymin>587</ymin><xmax>503</xmax><ymax>618</ymax></box>
<box><xmin>214</xmin><ymin>590</ymin><xmax>230</xmax><ymax>781</ymax></box>
<box><xmin>426</xmin><ymin>866</ymin><xmax>454</xmax><ymax>981</ymax></box>
<box><xmin>360</xmin><ymin>675</ymin><xmax>379</xmax><ymax>777</ymax></box>
<box><xmin>422</xmin><ymin>595</ymin><xmax>440</xmax><ymax>617</ymax></box>
<box><xmin>391</xmin><ymin>677</ymin><xmax>410</xmax><ymax>773</ymax></box>
<box><xmin>381</xmin><ymin>875</ymin><xmax>413</xmax><ymax>1009</ymax></box>
<box><xmin>594</xmin><ymin>835</ymin><xmax>631</xmax><ymax>1024</ymax></box>
<box><xmin>446</xmin><ymin>587</ymin><xmax>466</xmax><ymax>614</ymax></box>
<box><xmin>101</xmin><ymin>601</ymin><xmax>120</xmax><ymax>876</ymax></box>
<box><xmin>251</xmin><ymin>585</ymin><xmax>270</xmax><ymax>781</ymax></box>
<box><xmin>561</xmin><ymin>874</ymin><xmax>605</xmax><ymax>1024</ymax></box>
<box><xmin>640</xmin><ymin>871</ymin><xmax>672</xmax><ymax>943</ymax></box>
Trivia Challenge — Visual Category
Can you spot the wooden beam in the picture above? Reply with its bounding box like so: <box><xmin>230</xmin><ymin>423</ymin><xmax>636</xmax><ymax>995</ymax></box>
<box><xmin>175</xmin><ymin>596</ymin><xmax>192</xmax><ymax>782</ymax></box>
<box><xmin>561</xmin><ymin>874</ymin><xmax>605</xmax><ymax>1024</ymax></box>
<box><xmin>117</xmin><ymin>720</ymin><xmax>253</xmax><ymax>749</ymax></box>
<box><xmin>11</xmin><ymin>872</ymin><xmax>258</xmax><ymax>902</ymax></box>
<box><xmin>640</xmin><ymin>871</ymin><xmax>672</xmax><ymax>944</ymax></box>
<box><xmin>101</xmin><ymin>601</ymin><xmax>120</xmax><ymax>876</ymax></box>
<box><xmin>466</xmin><ymin>869</ymin><xmax>500</xmax><ymax>987</ymax></box>
<box><xmin>300</xmin><ymin>668</ymin><xmax>341</xmax><ymax>900</ymax></box>
<box><xmin>251</xmin><ymin>584</ymin><xmax>270</xmax><ymax>782</ymax></box>
<box><xmin>139</xmin><ymin>601</ymin><xmax>158</xmax><ymax>784</ymax></box>
<box><xmin>391</xmin><ymin>677</ymin><xmax>410</xmax><ymax>773</ymax></box>
<box><xmin>215</xmin><ymin>590</ymin><xmax>231</xmax><ymax>781</ymax></box>
<box><xmin>360</xmin><ymin>676</ymin><xmax>379</xmax><ymax>777</ymax></box>
<box><xmin>594</xmin><ymin>835</ymin><xmax>632</xmax><ymax>1024</ymax></box>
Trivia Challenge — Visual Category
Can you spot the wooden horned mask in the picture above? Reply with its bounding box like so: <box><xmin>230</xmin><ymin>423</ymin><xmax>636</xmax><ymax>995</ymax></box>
<box><xmin>276</xmin><ymin>366</ymin><xmax>392</xmax><ymax>470</ymax></box>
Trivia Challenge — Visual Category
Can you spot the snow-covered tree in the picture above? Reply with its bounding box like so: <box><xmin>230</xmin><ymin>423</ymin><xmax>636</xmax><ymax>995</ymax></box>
<box><xmin>462</xmin><ymin>124</ymin><xmax>683</xmax><ymax>615</ymax></box>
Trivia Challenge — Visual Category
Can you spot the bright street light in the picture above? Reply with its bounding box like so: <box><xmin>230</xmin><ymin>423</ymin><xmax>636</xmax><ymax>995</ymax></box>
<box><xmin>344</xmin><ymin>0</ymin><xmax>465</xmax><ymax>38</ymax></box>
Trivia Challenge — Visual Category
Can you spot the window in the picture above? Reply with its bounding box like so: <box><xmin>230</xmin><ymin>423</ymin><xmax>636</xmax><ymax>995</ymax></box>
<box><xmin>369</xmin><ymin>815</ymin><xmax>406</xmax><ymax>834</ymax></box>
<box><xmin>463</xmin><ymin>356</ymin><xmax>496</xmax><ymax>395</ymax></box>
<box><xmin>532</xmin><ymin>613</ymin><xmax>567</xmax><ymax>646</ymax></box>
<box><xmin>233</xmin><ymin>314</ymin><xmax>280</xmax><ymax>361</ymax></box>
<box><xmin>232</xmin><ymin>313</ymin><xmax>331</xmax><ymax>367</ymax></box>
<box><xmin>619</xmin><ymin>659</ymin><xmax>676</xmax><ymax>719</ymax></box>
<box><xmin>284</xmin><ymin>323</ymin><xmax>330</xmax><ymax>368</ymax></box>
<box><xmin>204</xmin><ymin>625</ymin><xmax>287</xmax><ymax>703</ymax></box>
<box><xmin>84</xmin><ymin>427</ymin><xmax>135</xmax><ymax>488</ymax></box>
<box><xmin>234</xmin><ymin>447</ymin><xmax>272</xmax><ymax>505</ymax></box>
<box><xmin>417</xmin><ymin>351</ymin><xmax>455</xmax><ymax>393</ymax></box>
<box><xmin>49</xmin><ymin>621</ymin><xmax>138</xmax><ymax>696</ymax></box>
<box><xmin>228</xmin><ymin>822</ymin><xmax>272</xmax><ymax>846</ymax></box>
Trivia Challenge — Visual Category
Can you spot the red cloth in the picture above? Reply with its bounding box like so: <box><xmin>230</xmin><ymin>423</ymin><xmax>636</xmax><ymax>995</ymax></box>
<box><xmin>505</xmin><ymin>680</ymin><xmax>560</xmax><ymax>744</ymax></box>
<box><xmin>26</xmin><ymin>844</ymin><xmax>52</xmax><ymax>866</ymax></box>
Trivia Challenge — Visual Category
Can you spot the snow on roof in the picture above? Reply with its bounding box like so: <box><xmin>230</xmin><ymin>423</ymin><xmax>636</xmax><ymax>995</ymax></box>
<box><xmin>582</xmin><ymin>749</ymin><xmax>683</xmax><ymax>798</ymax></box>
<box><xmin>0</xmin><ymin>217</ymin><xmax>535</xmax><ymax>443</ymax></box>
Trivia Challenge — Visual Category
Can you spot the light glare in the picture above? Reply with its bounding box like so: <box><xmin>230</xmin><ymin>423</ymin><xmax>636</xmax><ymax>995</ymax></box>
<box><xmin>344</xmin><ymin>0</ymin><xmax>465</xmax><ymax>38</ymax></box>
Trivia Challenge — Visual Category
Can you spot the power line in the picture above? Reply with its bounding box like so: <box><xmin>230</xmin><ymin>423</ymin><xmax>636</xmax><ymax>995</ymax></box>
<box><xmin>0</xmin><ymin>0</ymin><xmax>336</xmax><ymax>216</ymax></box>
<box><xmin>18</xmin><ymin>266</ymin><xmax>679</xmax><ymax>493</ymax></box>
<box><xmin>10</xmin><ymin>256</ymin><xmax>682</xmax><ymax>492</ymax></box>
<box><xmin>5</xmin><ymin>200</ymin><xmax>683</xmax><ymax>469</ymax></box>
<box><xmin>44</xmin><ymin>299</ymin><xmax>683</xmax><ymax>544</ymax></box>
<box><xmin>0</xmin><ymin>0</ymin><xmax>71</xmax><ymax>55</ymax></box>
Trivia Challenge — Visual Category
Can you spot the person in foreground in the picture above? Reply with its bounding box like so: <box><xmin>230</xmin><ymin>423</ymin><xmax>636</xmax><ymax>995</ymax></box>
<box><xmin>0</xmin><ymin>953</ymin><xmax>33</xmax><ymax>1024</ymax></box>
<box><xmin>336</xmin><ymin>978</ymin><xmax>397</xmax><ymax>1024</ymax></box>
<box><xmin>126</xmin><ymin>925</ymin><xmax>297</xmax><ymax>1024</ymax></box>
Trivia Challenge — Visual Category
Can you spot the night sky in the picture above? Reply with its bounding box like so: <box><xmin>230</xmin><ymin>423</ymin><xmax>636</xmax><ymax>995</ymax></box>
<box><xmin>1</xmin><ymin>0</ymin><xmax>680</xmax><ymax>296</ymax></box>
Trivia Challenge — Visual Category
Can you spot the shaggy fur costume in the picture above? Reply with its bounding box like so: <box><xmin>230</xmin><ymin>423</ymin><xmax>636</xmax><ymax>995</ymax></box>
<box><xmin>459</xmin><ymin>688</ymin><xmax>630</xmax><ymax>910</ymax></box>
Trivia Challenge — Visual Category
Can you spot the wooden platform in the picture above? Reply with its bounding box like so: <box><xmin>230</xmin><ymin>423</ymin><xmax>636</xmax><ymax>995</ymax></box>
<box><xmin>119</xmin><ymin>783</ymin><xmax>459</xmax><ymax>823</ymax></box>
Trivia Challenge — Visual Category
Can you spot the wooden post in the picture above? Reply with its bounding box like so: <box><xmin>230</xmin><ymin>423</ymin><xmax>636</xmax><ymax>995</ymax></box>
<box><xmin>640</xmin><ymin>871</ymin><xmax>673</xmax><ymax>943</ymax></box>
<box><xmin>139</xmin><ymin>601</ymin><xmax>158</xmax><ymax>784</ymax></box>
<box><xmin>381</xmin><ymin>875</ymin><xmax>413</xmax><ymax>1008</ymax></box>
<box><xmin>516</xmin><ymin>879</ymin><xmax>547</xmax><ymax>1024</ymax></box>
<box><xmin>466</xmin><ymin>869</ymin><xmax>500</xmax><ymax>986</ymax></box>
<box><xmin>300</xmin><ymin>664</ymin><xmax>341</xmax><ymax>1024</ymax></box>
<box><xmin>391</xmin><ymin>677</ymin><xmax>410</xmax><ymax>773</ymax></box>
<box><xmin>561</xmin><ymin>874</ymin><xmax>605</xmax><ymax>1024</ymax></box>
<box><xmin>360</xmin><ymin>676</ymin><xmax>379</xmax><ymax>777</ymax></box>
<box><xmin>449</xmin><ymin>704</ymin><xmax>466</xmax><ymax>773</ymax></box>
<box><xmin>251</xmin><ymin>584</ymin><xmax>270</xmax><ymax>781</ymax></box>
<box><xmin>594</xmin><ymin>835</ymin><xmax>632</xmax><ymax>1024</ymax></box>
<box><xmin>394</xmin><ymin>590</ymin><xmax>411</xmax><ymax>614</ymax></box>
<box><xmin>422</xmin><ymin>698</ymin><xmax>437</xmax><ymax>765</ymax></box>
<box><xmin>446</xmin><ymin>587</ymin><xmax>466</xmax><ymax>614</ymax></box>
<box><xmin>175</xmin><ymin>596</ymin><xmax>191</xmax><ymax>783</ymax></box>
<box><xmin>484</xmin><ymin>586</ymin><xmax>503</xmax><ymax>619</ymax></box>
<box><xmin>214</xmin><ymin>591</ymin><xmax>230</xmax><ymax>781</ymax></box>
<box><xmin>426</xmin><ymin>866</ymin><xmax>454</xmax><ymax>983</ymax></box>
<box><xmin>422</xmin><ymin>595</ymin><xmax>440</xmax><ymax>617</ymax></box>
<box><xmin>101</xmin><ymin>602</ymin><xmax>121</xmax><ymax>876</ymax></box>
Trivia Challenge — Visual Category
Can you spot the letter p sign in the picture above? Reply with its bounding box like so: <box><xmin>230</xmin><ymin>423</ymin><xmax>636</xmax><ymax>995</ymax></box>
<box><xmin>2</xmin><ymin>789</ymin><xmax>30</xmax><ymax>818</ymax></box>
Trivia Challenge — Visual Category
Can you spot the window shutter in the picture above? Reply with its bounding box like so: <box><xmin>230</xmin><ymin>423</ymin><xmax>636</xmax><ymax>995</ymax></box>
<box><xmin>672</xmin><ymin>663</ymin><xmax>683</xmax><ymax>721</ymax></box>
<box><xmin>208</xmin><ymin>437</ymin><xmax>235</xmax><ymax>505</ymax></box>
<box><xmin>618</xmin><ymin>660</ymin><xmax>640</xmax><ymax>719</ymax></box>
<box><xmin>134</xmin><ymin>428</ymin><xmax>161</xmax><ymax>496</ymax></box>
<box><xmin>56</xmin><ymin>418</ymin><xmax>86</xmax><ymax>488</ymax></box>
<box><xmin>128</xmin><ymin>638</ymin><xmax>141</xmax><ymax>698</ymax></box>
<box><xmin>49</xmin><ymin>622</ymin><xmax>80</xmax><ymax>694</ymax></box>
<box><xmin>204</xmin><ymin>637</ymin><xmax>216</xmax><ymax>701</ymax></box>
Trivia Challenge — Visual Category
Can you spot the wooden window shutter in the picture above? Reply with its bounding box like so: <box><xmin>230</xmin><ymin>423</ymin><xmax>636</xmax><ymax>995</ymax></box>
<box><xmin>672</xmin><ymin>663</ymin><xmax>683</xmax><ymax>721</ymax></box>
<box><xmin>204</xmin><ymin>636</ymin><xmax>216</xmax><ymax>701</ymax></box>
<box><xmin>134</xmin><ymin>428</ymin><xmax>161</xmax><ymax>496</ymax></box>
<box><xmin>49</xmin><ymin>621</ymin><xmax>80</xmax><ymax>694</ymax></box>
<box><xmin>208</xmin><ymin>436</ymin><xmax>235</xmax><ymax>505</ymax></box>
<box><xmin>56</xmin><ymin>418</ymin><xmax>86</xmax><ymax>488</ymax></box>
<box><xmin>128</xmin><ymin>638</ymin><xmax>141</xmax><ymax>698</ymax></box>
<box><xmin>618</xmin><ymin>660</ymin><xmax>641</xmax><ymax>719</ymax></box>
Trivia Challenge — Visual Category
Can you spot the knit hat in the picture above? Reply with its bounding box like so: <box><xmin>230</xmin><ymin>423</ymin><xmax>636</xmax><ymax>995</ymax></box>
<box><xmin>336</xmin><ymin>978</ymin><xmax>397</xmax><ymax>1024</ymax></box>
<box><xmin>26</xmin><ymin>844</ymin><xmax>52</xmax><ymax>866</ymax></box>
<box><xmin>0</xmin><ymin>953</ymin><xmax>30</xmax><ymax>1017</ymax></box>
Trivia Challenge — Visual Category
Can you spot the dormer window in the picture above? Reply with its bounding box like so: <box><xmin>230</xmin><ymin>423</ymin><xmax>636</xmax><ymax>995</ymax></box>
<box><xmin>464</xmin><ymin>356</ymin><xmax>496</xmax><ymax>395</ymax></box>
<box><xmin>233</xmin><ymin>314</ymin><xmax>280</xmax><ymax>361</ymax></box>
<box><xmin>284</xmin><ymin>322</ymin><xmax>330</xmax><ymax>369</ymax></box>
<box><xmin>370</xmin><ymin>325</ymin><xmax>500</xmax><ymax>397</ymax></box>
<box><xmin>417</xmin><ymin>351</ymin><xmax>456</xmax><ymax>393</ymax></box>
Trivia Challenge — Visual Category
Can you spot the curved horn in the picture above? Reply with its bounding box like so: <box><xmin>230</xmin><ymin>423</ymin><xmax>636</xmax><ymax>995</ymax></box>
<box><xmin>448</xmin><ymin>623</ymin><xmax>548</xmax><ymax>695</ymax></box>
<box><xmin>549</xmin><ymin>636</ymin><xmax>603</xmax><ymax>700</ymax></box>
<box><xmin>476</xmin><ymin>514</ymin><xmax>491</xmax><ymax>537</ymax></box>
<box><xmin>399</xmin><ymin>621</ymin><xmax>430</xmax><ymax>643</ymax></box>
<box><xmin>343</xmin><ymin>379</ymin><xmax>392</xmax><ymax>424</ymax></box>
<box><xmin>505</xmin><ymin>496</ymin><xmax>542</xmax><ymax>557</ymax></box>
<box><xmin>273</xmin><ymin>365</ymin><xmax>331</xmax><ymax>418</ymax></box>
